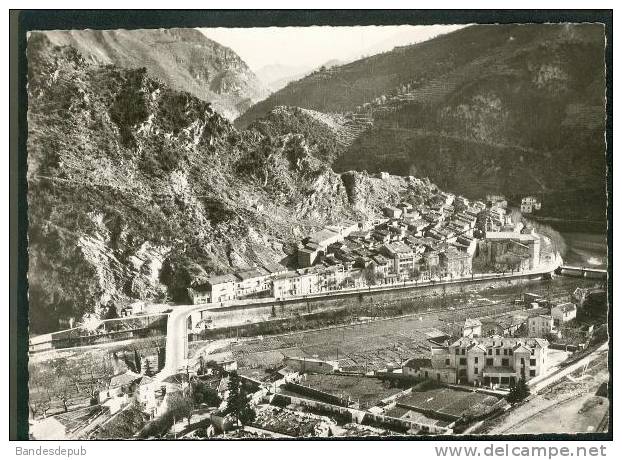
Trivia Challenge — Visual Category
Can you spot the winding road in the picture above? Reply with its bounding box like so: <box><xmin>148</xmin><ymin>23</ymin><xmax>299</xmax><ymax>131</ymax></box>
<box><xmin>153</xmin><ymin>255</ymin><xmax>562</xmax><ymax>381</ymax></box>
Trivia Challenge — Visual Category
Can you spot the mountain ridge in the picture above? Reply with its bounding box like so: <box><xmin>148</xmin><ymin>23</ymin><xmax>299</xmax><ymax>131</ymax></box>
<box><xmin>237</xmin><ymin>24</ymin><xmax>607</xmax><ymax>220</ymax></box>
<box><xmin>36</xmin><ymin>27</ymin><xmax>269</xmax><ymax>120</ymax></box>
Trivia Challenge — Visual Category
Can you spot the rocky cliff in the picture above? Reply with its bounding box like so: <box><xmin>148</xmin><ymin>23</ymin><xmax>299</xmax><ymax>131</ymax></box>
<box><xmin>26</xmin><ymin>35</ymin><xmax>435</xmax><ymax>333</ymax></box>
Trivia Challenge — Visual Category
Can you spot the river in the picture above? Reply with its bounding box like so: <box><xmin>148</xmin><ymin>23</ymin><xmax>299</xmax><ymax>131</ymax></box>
<box><xmin>560</xmin><ymin>232</ymin><xmax>608</xmax><ymax>269</ymax></box>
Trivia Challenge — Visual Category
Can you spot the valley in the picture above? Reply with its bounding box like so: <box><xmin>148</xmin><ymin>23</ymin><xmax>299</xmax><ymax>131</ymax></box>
<box><xmin>24</xmin><ymin>23</ymin><xmax>609</xmax><ymax>441</ymax></box>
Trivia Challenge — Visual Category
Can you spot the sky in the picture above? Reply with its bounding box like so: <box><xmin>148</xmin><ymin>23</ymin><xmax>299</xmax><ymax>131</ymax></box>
<box><xmin>199</xmin><ymin>25</ymin><xmax>465</xmax><ymax>72</ymax></box>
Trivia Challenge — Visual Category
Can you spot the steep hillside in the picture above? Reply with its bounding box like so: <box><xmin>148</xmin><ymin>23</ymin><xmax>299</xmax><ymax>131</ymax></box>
<box><xmin>238</xmin><ymin>24</ymin><xmax>607</xmax><ymax>220</ymax></box>
<box><xmin>37</xmin><ymin>28</ymin><xmax>269</xmax><ymax>120</ymax></box>
<box><xmin>26</xmin><ymin>35</ymin><xmax>432</xmax><ymax>333</ymax></box>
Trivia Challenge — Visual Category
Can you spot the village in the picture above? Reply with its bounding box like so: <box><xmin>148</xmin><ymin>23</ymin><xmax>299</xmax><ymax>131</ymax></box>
<box><xmin>27</xmin><ymin>178</ymin><xmax>608</xmax><ymax>439</ymax></box>
<box><xmin>28</xmin><ymin>269</ymin><xmax>608</xmax><ymax>439</ymax></box>
<box><xmin>187</xmin><ymin>181</ymin><xmax>548</xmax><ymax>309</ymax></box>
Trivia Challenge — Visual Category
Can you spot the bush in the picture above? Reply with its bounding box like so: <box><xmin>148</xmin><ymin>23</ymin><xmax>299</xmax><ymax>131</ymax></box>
<box><xmin>507</xmin><ymin>378</ymin><xmax>530</xmax><ymax>404</ymax></box>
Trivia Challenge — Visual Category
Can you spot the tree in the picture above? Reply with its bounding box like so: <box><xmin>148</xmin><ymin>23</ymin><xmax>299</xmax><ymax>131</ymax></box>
<box><xmin>507</xmin><ymin>378</ymin><xmax>530</xmax><ymax>404</ymax></box>
<box><xmin>30</xmin><ymin>396</ymin><xmax>51</xmax><ymax>419</ymax></box>
<box><xmin>123</xmin><ymin>352</ymin><xmax>136</xmax><ymax>373</ymax></box>
<box><xmin>103</xmin><ymin>304</ymin><xmax>118</xmax><ymax>319</ymax></box>
<box><xmin>143</xmin><ymin>358</ymin><xmax>153</xmax><ymax>377</ymax></box>
<box><xmin>362</xmin><ymin>265</ymin><xmax>377</xmax><ymax>286</ymax></box>
<box><xmin>167</xmin><ymin>392</ymin><xmax>193</xmax><ymax>427</ymax></box>
<box><xmin>192</xmin><ymin>379</ymin><xmax>221</xmax><ymax>407</ymax></box>
<box><xmin>134</xmin><ymin>349</ymin><xmax>142</xmax><ymax>374</ymax></box>
<box><xmin>223</xmin><ymin>371</ymin><xmax>256</xmax><ymax>428</ymax></box>
<box><xmin>53</xmin><ymin>375</ymin><xmax>73</xmax><ymax>413</ymax></box>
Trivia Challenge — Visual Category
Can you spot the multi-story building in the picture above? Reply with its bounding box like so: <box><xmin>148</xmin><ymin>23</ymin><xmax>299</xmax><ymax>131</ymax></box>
<box><xmin>381</xmin><ymin>241</ymin><xmax>417</xmax><ymax>276</ymax></box>
<box><xmin>188</xmin><ymin>274</ymin><xmax>239</xmax><ymax>305</ymax></box>
<box><xmin>272</xmin><ymin>268</ymin><xmax>321</xmax><ymax>299</ymax></box>
<box><xmin>521</xmin><ymin>196</ymin><xmax>541</xmax><ymax>214</ymax></box>
<box><xmin>383</xmin><ymin>206</ymin><xmax>403</xmax><ymax>219</ymax></box>
<box><xmin>187</xmin><ymin>286</ymin><xmax>211</xmax><ymax>305</ymax></box>
<box><xmin>440</xmin><ymin>246</ymin><xmax>473</xmax><ymax>277</ymax></box>
<box><xmin>235</xmin><ymin>268</ymin><xmax>270</xmax><ymax>298</ymax></box>
<box><xmin>480</xmin><ymin>231</ymin><xmax>541</xmax><ymax>270</ymax></box>
<box><xmin>404</xmin><ymin>336</ymin><xmax>549</xmax><ymax>387</ymax></box>
<box><xmin>370</xmin><ymin>254</ymin><xmax>390</xmax><ymax>277</ymax></box>
<box><xmin>298</xmin><ymin>226</ymin><xmax>358</xmax><ymax>268</ymax></box>
<box><xmin>527</xmin><ymin>314</ymin><xmax>554</xmax><ymax>337</ymax></box>
<box><xmin>297</xmin><ymin>244</ymin><xmax>320</xmax><ymax>267</ymax></box>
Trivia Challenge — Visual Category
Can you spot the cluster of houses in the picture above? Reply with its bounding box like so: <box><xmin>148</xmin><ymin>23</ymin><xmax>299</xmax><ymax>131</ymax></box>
<box><xmin>461</xmin><ymin>293</ymin><xmax>577</xmax><ymax>341</ymax></box>
<box><xmin>401</xmin><ymin>291</ymin><xmax>579</xmax><ymax>388</ymax></box>
<box><xmin>186</xmin><ymin>191</ymin><xmax>544</xmax><ymax>306</ymax></box>
<box><xmin>523</xmin><ymin>293</ymin><xmax>578</xmax><ymax>337</ymax></box>
<box><xmin>520</xmin><ymin>196</ymin><xmax>542</xmax><ymax>214</ymax></box>
<box><xmin>488</xmin><ymin>193</ymin><xmax>542</xmax><ymax>215</ymax></box>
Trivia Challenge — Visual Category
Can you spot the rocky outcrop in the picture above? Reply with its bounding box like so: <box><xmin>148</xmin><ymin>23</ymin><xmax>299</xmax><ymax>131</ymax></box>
<box><xmin>26</xmin><ymin>38</ymin><xmax>440</xmax><ymax>333</ymax></box>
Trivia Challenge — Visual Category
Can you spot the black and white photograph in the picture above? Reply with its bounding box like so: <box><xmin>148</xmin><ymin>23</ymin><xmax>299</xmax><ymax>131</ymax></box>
<box><xmin>10</xmin><ymin>8</ymin><xmax>612</xmax><ymax>443</ymax></box>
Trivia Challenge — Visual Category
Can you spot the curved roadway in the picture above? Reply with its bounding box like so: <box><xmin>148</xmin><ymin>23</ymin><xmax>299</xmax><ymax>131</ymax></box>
<box><xmin>155</xmin><ymin>254</ymin><xmax>563</xmax><ymax>381</ymax></box>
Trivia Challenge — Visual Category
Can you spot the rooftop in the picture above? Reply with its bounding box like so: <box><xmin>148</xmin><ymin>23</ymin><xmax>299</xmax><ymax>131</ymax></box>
<box><xmin>485</xmin><ymin>231</ymin><xmax>537</xmax><ymax>242</ymax></box>
<box><xmin>464</xmin><ymin>318</ymin><xmax>482</xmax><ymax>328</ymax></box>
<box><xmin>308</xmin><ymin>228</ymin><xmax>340</xmax><ymax>245</ymax></box>
<box><xmin>403</xmin><ymin>357</ymin><xmax>432</xmax><ymax>369</ymax></box>
<box><xmin>207</xmin><ymin>273</ymin><xmax>239</xmax><ymax>285</ymax></box>
<box><xmin>553</xmin><ymin>302</ymin><xmax>577</xmax><ymax>313</ymax></box>
<box><xmin>109</xmin><ymin>371</ymin><xmax>142</xmax><ymax>388</ymax></box>
<box><xmin>262</xmin><ymin>262</ymin><xmax>286</xmax><ymax>274</ymax></box>
<box><xmin>383</xmin><ymin>241</ymin><xmax>414</xmax><ymax>255</ymax></box>
<box><xmin>450</xmin><ymin>336</ymin><xmax>549</xmax><ymax>349</ymax></box>
<box><xmin>236</xmin><ymin>268</ymin><xmax>267</xmax><ymax>281</ymax></box>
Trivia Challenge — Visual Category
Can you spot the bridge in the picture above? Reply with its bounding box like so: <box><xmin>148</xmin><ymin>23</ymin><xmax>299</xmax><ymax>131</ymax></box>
<box><xmin>556</xmin><ymin>265</ymin><xmax>607</xmax><ymax>280</ymax></box>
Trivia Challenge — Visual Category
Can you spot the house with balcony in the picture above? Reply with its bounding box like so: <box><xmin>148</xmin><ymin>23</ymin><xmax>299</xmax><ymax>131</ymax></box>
<box><xmin>406</xmin><ymin>336</ymin><xmax>549</xmax><ymax>387</ymax></box>
<box><xmin>234</xmin><ymin>268</ymin><xmax>270</xmax><ymax>298</ymax></box>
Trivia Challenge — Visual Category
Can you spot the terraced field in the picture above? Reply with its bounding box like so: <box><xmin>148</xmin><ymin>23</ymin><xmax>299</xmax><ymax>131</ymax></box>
<box><xmin>207</xmin><ymin>276</ymin><xmax>593</xmax><ymax>374</ymax></box>
<box><xmin>300</xmin><ymin>374</ymin><xmax>403</xmax><ymax>409</ymax></box>
<box><xmin>396</xmin><ymin>388</ymin><xmax>499</xmax><ymax>420</ymax></box>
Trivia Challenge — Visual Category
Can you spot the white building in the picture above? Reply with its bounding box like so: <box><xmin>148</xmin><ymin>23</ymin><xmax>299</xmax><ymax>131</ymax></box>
<box><xmin>404</xmin><ymin>336</ymin><xmax>549</xmax><ymax>387</ymax></box>
<box><xmin>551</xmin><ymin>303</ymin><xmax>577</xmax><ymax>326</ymax></box>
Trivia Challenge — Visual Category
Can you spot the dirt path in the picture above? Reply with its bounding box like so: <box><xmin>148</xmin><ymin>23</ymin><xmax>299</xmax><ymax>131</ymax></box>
<box><xmin>487</xmin><ymin>348</ymin><xmax>609</xmax><ymax>435</ymax></box>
